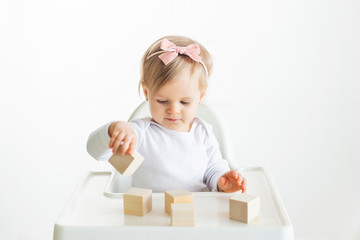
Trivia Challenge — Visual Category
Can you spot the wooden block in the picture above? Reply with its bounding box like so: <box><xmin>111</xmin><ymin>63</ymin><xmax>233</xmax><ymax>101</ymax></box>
<box><xmin>229</xmin><ymin>193</ymin><xmax>260</xmax><ymax>223</ymax></box>
<box><xmin>123</xmin><ymin>187</ymin><xmax>152</xmax><ymax>216</ymax></box>
<box><xmin>171</xmin><ymin>203</ymin><xmax>195</xmax><ymax>226</ymax></box>
<box><xmin>164</xmin><ymin>189</ymin><xmax>193</xmax><ymax>215</ymax></box>
<box><xmin>108</xmin><ymin>150</ymin><xmax>144</xmax><ymax>175</ymax></box>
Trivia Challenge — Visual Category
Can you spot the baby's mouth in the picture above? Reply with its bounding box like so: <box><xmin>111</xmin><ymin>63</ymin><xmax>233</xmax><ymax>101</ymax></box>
<box><xmin>165</xmin><ymin>118</ymin><xmax>179</xmax><ymax>122</ymax></box>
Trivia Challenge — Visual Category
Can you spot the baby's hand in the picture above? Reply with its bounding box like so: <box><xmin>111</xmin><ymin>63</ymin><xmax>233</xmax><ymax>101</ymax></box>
<box><xmin>108</xmin><ymin>121</ymin><xmax>137</xmax><ymax>155</ymax></box>
<box><xmin>217</xmin><ymin>170</ymin><xmax>247</xmax><ymax>193</ymax></box>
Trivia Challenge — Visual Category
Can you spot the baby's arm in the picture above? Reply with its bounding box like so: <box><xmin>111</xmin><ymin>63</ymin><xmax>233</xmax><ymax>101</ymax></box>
<box><xmin>217</xmin><ymin>170</ymin><xmax>247</xmax><ymax>193</ymax></box>
<box><xmin>108</xmin><ymin>121</ymin><xmax>137</xmax><ymax>155</ymax></box>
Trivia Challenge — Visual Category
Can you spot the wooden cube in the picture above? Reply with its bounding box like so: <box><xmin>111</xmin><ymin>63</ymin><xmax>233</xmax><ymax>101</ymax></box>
<box><xmin>171</xmin><ymin>203</ymin><xmax>195</xmax><ymax>226</ymax></box>
<box><xmin>108</xmin><ymin>150</ymin><xmax>144</xmax><ymax>175</ymax></box>
<box><xmin>165</xmin><ymin>189</ymin><xmax>193</xmax><ymax>215</ymax></box>
<box><xmin>123</xmin><ymin>187</ymin><xmax>152</xmax><ymax>216</ymax></box>
<box><xmin>229</xmin><ymin>193</ymin><xmax>260</xmax><ymax>223</ymax></box>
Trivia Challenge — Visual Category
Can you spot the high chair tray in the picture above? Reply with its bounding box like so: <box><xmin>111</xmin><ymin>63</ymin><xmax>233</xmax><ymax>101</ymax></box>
<box><xmin>54</xmin><ymin>167</ymin><xmax>293</xmax><ymax>240</ymax></box>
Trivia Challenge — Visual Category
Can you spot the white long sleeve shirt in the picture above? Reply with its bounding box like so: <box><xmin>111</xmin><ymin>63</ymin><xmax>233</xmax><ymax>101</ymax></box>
<box><xmin>86</xmin><ymin>117</ymin><xmax>230</xmax><ymax>192</ymax></box>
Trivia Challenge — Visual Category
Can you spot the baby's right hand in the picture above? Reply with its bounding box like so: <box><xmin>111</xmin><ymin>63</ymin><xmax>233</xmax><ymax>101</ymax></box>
<box><xmin>108</xmin><ymin>121</ymin><xmax>137</xmax><ymax>155</ymax></box>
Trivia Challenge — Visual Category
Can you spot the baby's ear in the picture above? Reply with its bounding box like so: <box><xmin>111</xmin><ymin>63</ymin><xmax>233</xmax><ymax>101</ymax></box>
<box><xmin>199</xmin><ymin>92</ymin><xmax>206</xmax><ymax>103</ymax></box>
<box><xmin>142</xmin><ymin>85</ymin><xmax>149</xmax><ymax>100</ymax></box>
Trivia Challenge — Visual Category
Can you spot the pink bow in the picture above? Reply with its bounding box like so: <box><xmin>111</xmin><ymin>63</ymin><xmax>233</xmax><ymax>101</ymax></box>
<box><xmin>158</xmin><ymin>39</ymin><xmax>202</xmax><ymax>65</ymax></box>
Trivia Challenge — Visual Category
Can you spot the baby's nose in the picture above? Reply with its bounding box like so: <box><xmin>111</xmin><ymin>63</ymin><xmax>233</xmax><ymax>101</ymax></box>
<box><xmin>167</xmin><ymin>103</ymin><xmax>181</xmax><ymax>114</ymax></box>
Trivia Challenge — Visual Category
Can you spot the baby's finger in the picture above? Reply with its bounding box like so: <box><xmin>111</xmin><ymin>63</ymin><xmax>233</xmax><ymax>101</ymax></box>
<box><xmin>112</xmin><ymin>133</ymin><xmax>126</xmax><ymax>154</ymax></box>
<box><xmin>119</xmin><ymin>136</ymin><xmax>132</xmax><ymax>155</ymax></box>
<box><xmin>220</xmin><ymin>176</ymin><xmax>227</xmax><ymax>185</ymax></box>
<box><xmin>229</xmin><ymin>170</ymin><xmax>238</xmax><ymax>178</ymax></box>
<box><xmin>218</xmin><ymin>176</ymin><xmax>227</xmax><ymax>191</ymax></box>
<box><xmin>109</xmin><ymin>130</ymin><xmax>119</xmax><ymax>148</ymax></box>
<box><xmin>112</xmin><ymin>141</ymin><xmax>122</xmax><ymax>154</ymax></box>
<box><xmin>127</xmin><ymin>138</ymin><xmax>137</xmax><ymax>156</ymax></box>
<box><xmin>238</xmin><ymin>173</ymin><xmax>244</xmax><ymax>184</ymax></box>
<box><xmin>128</xmin><ymin>143</ymin><xmax>135</xmax><ymax>156</ymax></box>
<box><xmin>241</xmin><ymin>177</ymin><xmax>247</xmax><ymax>193</ymax></box>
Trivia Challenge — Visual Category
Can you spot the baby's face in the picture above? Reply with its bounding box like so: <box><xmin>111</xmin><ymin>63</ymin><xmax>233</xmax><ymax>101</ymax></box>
<box><xmin>145</xmin><ymin>69</ymin><xmax>204</xmax><ymax>132</ymax></box>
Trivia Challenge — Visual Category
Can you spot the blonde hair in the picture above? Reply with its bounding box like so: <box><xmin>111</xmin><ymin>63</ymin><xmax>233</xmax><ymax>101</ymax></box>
<box><xmin>139</xmin><ymin>35</ymin><xmax>213</xmax><ymax>95</ymax></box>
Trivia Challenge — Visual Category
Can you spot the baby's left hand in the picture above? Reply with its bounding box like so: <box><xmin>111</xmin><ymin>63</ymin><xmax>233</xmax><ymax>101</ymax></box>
<box><xmin>217</xmin><ymin>170</ymin><xmax>247</xmax><ymax>193</ymax></box>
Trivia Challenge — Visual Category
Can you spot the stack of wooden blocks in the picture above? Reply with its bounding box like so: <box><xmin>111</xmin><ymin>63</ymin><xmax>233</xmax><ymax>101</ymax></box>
<box><xmin>165</xmin><ymin>189</ymin><xmax>195</xmax><ymax>226</ymax></box>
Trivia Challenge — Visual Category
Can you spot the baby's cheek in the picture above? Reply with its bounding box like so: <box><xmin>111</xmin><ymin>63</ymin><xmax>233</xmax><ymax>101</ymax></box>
<box><xmin>188</xmin><ymin>107</ymin><xmax>198</xmax><ymax>119</ymax></box>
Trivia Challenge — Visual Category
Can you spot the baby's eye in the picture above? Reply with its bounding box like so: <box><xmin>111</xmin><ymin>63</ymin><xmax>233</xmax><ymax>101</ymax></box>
<box><xmin>180</xmin><ymin>101</ymin><xmax>190</xmax><ymax>105</ymax></box>
<box><xmin>157</xmin><ymin>100</ymin><xmax>168</xmax><ymax>104</ymax></box>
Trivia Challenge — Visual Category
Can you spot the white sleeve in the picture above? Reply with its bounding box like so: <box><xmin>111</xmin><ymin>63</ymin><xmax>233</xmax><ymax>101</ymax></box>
<box><xmin>203</xmin><ymin>124</ymin><xmax>230</xmax><ymax>192</ymax></box>
<box><xmin>86</xmin><ymin>122</ymin><xmax>113</xmax><ymax>161</ymax></box>
<box><xmin>129</xmin><ymin>118</ymin><xmax>147</xmax><ymax>150</ymax></box>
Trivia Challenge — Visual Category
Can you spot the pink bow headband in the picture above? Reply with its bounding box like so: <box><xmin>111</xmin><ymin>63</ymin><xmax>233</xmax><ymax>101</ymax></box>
<box><xmin>146</xmin><ymin>39</ymin><xmax>209</xmax><ymax>76</ymax></box>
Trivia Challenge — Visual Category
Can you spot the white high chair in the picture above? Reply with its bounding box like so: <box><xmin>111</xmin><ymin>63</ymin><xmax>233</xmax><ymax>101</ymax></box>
<box><xmin>128</xmin><ymin>100</ymin><xmax>239</xmax><ymax>170</ymax></box>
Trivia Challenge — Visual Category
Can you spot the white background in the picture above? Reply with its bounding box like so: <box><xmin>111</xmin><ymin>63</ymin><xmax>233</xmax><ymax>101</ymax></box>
<box><xmin>1</xmin><ymin>0</ymin><xmax>359</xmax><ymax>239</ymax></box>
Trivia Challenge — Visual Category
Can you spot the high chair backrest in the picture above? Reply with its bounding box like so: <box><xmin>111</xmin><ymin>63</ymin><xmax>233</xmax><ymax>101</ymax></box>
<box><xmin>128</xmin><ymin>101</ymin><xmax>239</xmax><ymax>170</ymax></box>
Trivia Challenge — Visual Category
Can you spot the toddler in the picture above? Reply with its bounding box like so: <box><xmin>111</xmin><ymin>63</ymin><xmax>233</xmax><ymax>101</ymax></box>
<box><xmin>87</xmin><ymin>35</ymin><xmax>247</xmax><ymax>193</ymax></box>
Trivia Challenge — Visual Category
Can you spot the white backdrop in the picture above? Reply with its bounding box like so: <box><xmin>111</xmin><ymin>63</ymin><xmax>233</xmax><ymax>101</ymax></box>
<box><xmin>1</xmin><ymin>0</ymin><xmax>359</xmax><ymax>239</ymax></box>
